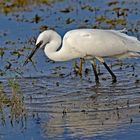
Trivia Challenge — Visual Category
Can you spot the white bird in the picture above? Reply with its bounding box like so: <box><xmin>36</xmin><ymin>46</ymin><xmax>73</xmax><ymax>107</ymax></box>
<box><xmin>24</xmin><ymin>29</ymin><xmax>140</xmax><ymax>83</ymax></box>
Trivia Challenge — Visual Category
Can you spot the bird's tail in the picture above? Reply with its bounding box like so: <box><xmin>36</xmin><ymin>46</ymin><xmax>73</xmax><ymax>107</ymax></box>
<box><xmin>127</xmin><ymin>37</ymin><xmax>140</xmax><ymax>55</ymax></box>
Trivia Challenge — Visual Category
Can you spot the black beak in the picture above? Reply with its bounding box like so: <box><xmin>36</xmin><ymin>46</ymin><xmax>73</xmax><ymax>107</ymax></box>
<box><xmin>23</xmin><ymin>41</ymin><xmax>43</xmax><ymax>66</ymax></box>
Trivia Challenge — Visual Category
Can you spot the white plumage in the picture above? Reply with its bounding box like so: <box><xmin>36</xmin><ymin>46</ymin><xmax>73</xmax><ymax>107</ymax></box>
<box><xmin>24</xmin><ymin>29</ymin><xmax>140</xmax><ymax>82</ymax></box>
<box><xmin>36</xmin><ymin>29</ymin><xmax>140</xmax><ymax>61</ymax></box>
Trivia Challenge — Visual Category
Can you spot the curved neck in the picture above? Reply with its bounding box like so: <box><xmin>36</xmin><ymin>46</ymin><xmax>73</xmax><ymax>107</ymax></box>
<box><xmin>44</xmin><ymin>32</ymin><xmax>70</xmax><ymax>61</ymax></box>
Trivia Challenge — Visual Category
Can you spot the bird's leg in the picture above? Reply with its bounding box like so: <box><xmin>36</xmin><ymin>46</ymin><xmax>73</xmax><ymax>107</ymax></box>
<box><xmin>95</xmin><ymin>57</ymin><xmax>117</xmax><ymax>83</ymax></box>
<box><xmin>74</xmin><ymin>58</ymin><xmax>84</xmax><ymax>76</ymax></box>
<box><xmin>103</xmin><ymin>62</ymin><xmax>117</xmax><ymax>83</ymax></box>
<box><xmin>78</xmin><ymin>58</ymin><xmax>84</xmax><ymax>76</ymax></box>
<box><xmin>90</xmin><ymin>59</ymin><xmax>99</xmax><ymax>83</ymax></box>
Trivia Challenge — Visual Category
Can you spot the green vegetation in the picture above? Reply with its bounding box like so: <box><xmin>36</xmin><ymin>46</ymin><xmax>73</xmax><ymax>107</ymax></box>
<box><xmin>0</xmin><ymin>0</ymin><xmax>52</xmax><ymax>14</ymax></box>
<box><xmin>0</xmin><ymin>80</ymin><xmax>26</xmax><ymax>126</ymax></box>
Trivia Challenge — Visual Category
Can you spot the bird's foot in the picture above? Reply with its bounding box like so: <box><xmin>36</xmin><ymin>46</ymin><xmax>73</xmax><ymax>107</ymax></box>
<box><xmin>73</xmin><ymin>64</ymin><xmax>82</xmax><ymax>77</ymax></box>
<box><xmin>112</xmin><ymin>76</ymin><xmax>117</xmax><ymax>83</ymax></box>
<box><xmin>95</xmin><ymin>79</ymin><xmax>100</xmax><ymax>84</ymax></box>
<box><xmin>95</xmin><ymin>76</ymin><xmax>100</xmax><ymax>84</ymax></box>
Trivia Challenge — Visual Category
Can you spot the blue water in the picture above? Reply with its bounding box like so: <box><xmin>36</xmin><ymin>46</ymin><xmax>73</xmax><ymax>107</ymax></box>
<box><xmin>0</xmin><ymin>0</ymin><xmax>140</xmax><ymax>140</ymax></box>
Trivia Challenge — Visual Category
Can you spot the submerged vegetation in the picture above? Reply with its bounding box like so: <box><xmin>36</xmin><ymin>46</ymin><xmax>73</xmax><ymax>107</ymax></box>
<box><xmin>0</xmin><ymin>0</ymin><xmax>52</xmax><ymax>14</ymax></box>
<box><xmin>0</xmin><ymin>80</ymin><xmax>26</xmax><ymax>126</ymax></box>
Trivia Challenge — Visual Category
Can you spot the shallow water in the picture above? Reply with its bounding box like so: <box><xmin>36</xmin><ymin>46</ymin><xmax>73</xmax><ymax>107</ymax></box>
<box><xmin>1</xmin><ymin>59</ymin><xmax>140</xmax><ymax>140</ymax></box>
<box><xmin>0</xmin><ymin>0</ymin><xmax>140</xmax><ymax>140</ymax></box>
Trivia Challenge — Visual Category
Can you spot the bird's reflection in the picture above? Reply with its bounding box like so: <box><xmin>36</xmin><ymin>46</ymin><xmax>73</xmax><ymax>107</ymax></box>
<box><xmin>41</xmin><ymin>79</ymin><xmax>140</xmax><ymax>138</ymax></box>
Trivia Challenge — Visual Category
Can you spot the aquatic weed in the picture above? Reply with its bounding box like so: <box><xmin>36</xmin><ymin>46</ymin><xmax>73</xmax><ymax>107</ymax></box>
<box><xmin>0</xmin><ymin>80</ymin><xmax>26</xmax><ymax>126</ymax></box>
<box><xmin>8</xmin><ymin>79</ymin><xmax>26</xmax><ymax>124</ymax></box>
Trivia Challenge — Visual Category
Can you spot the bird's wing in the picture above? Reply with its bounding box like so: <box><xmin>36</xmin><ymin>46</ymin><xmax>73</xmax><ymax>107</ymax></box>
<box><xmin>63</xmin><ymin>29</ymin><xmax>124</xmax><ymax>57</ymax></box>
<box><xmin>63</xmin><ymin>29</ymin><xmax>140</xmax><ymax>58</ymax></box>
<box><xmin>63</xmin><ymin>30</ymin><xmax>96</xmax><ymax>57</ymax></box>
<box><xmin>110</xmin><ymin>30</ymin><xmax>140</xmax><ymax>52</ymax></box>
<box><xmin>118</xmin><ymin>28</ymin><xmax>127</xmax><ymax>33</ymax></box>
<box><xmin>110</xmin><ymin>29</ymin><xmax>138</xmax><ymax>42</ymax></box>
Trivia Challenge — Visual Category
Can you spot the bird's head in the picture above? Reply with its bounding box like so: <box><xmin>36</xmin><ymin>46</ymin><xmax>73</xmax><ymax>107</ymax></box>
<box><xmin>36</xmin><ymin>30</ymin><xmax>51</xmax><ymax>48</ymax></box>
<box><xmin>23</xmin><ymin>30</ymin><xmax>51</xmax><ymax>66</ymax></box>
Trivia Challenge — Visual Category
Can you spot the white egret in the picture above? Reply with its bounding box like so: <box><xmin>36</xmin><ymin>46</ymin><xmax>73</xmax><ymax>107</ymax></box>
<box><xmin>24</xmin><ymin>29</ymin><xmax>140</xmax><ymax>83</ymax></box>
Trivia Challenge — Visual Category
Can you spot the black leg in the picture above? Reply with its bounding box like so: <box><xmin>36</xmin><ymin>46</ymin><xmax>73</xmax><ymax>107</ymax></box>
<box><xmin>91</xmin><ymin>60</ymin><xmax>99</xmax><ymax>83</ymax></box>
<box><xmin>102</xmin><ymin>62</ymin><xmax>117</xmax><ymax>83</ymax></box>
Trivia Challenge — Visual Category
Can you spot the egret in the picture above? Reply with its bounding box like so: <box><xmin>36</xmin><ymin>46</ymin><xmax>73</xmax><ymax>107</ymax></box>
<box><xmin>24</xmin><ymin>29</ymin><xmax>140</xmax><ymax>83</ymax></box>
